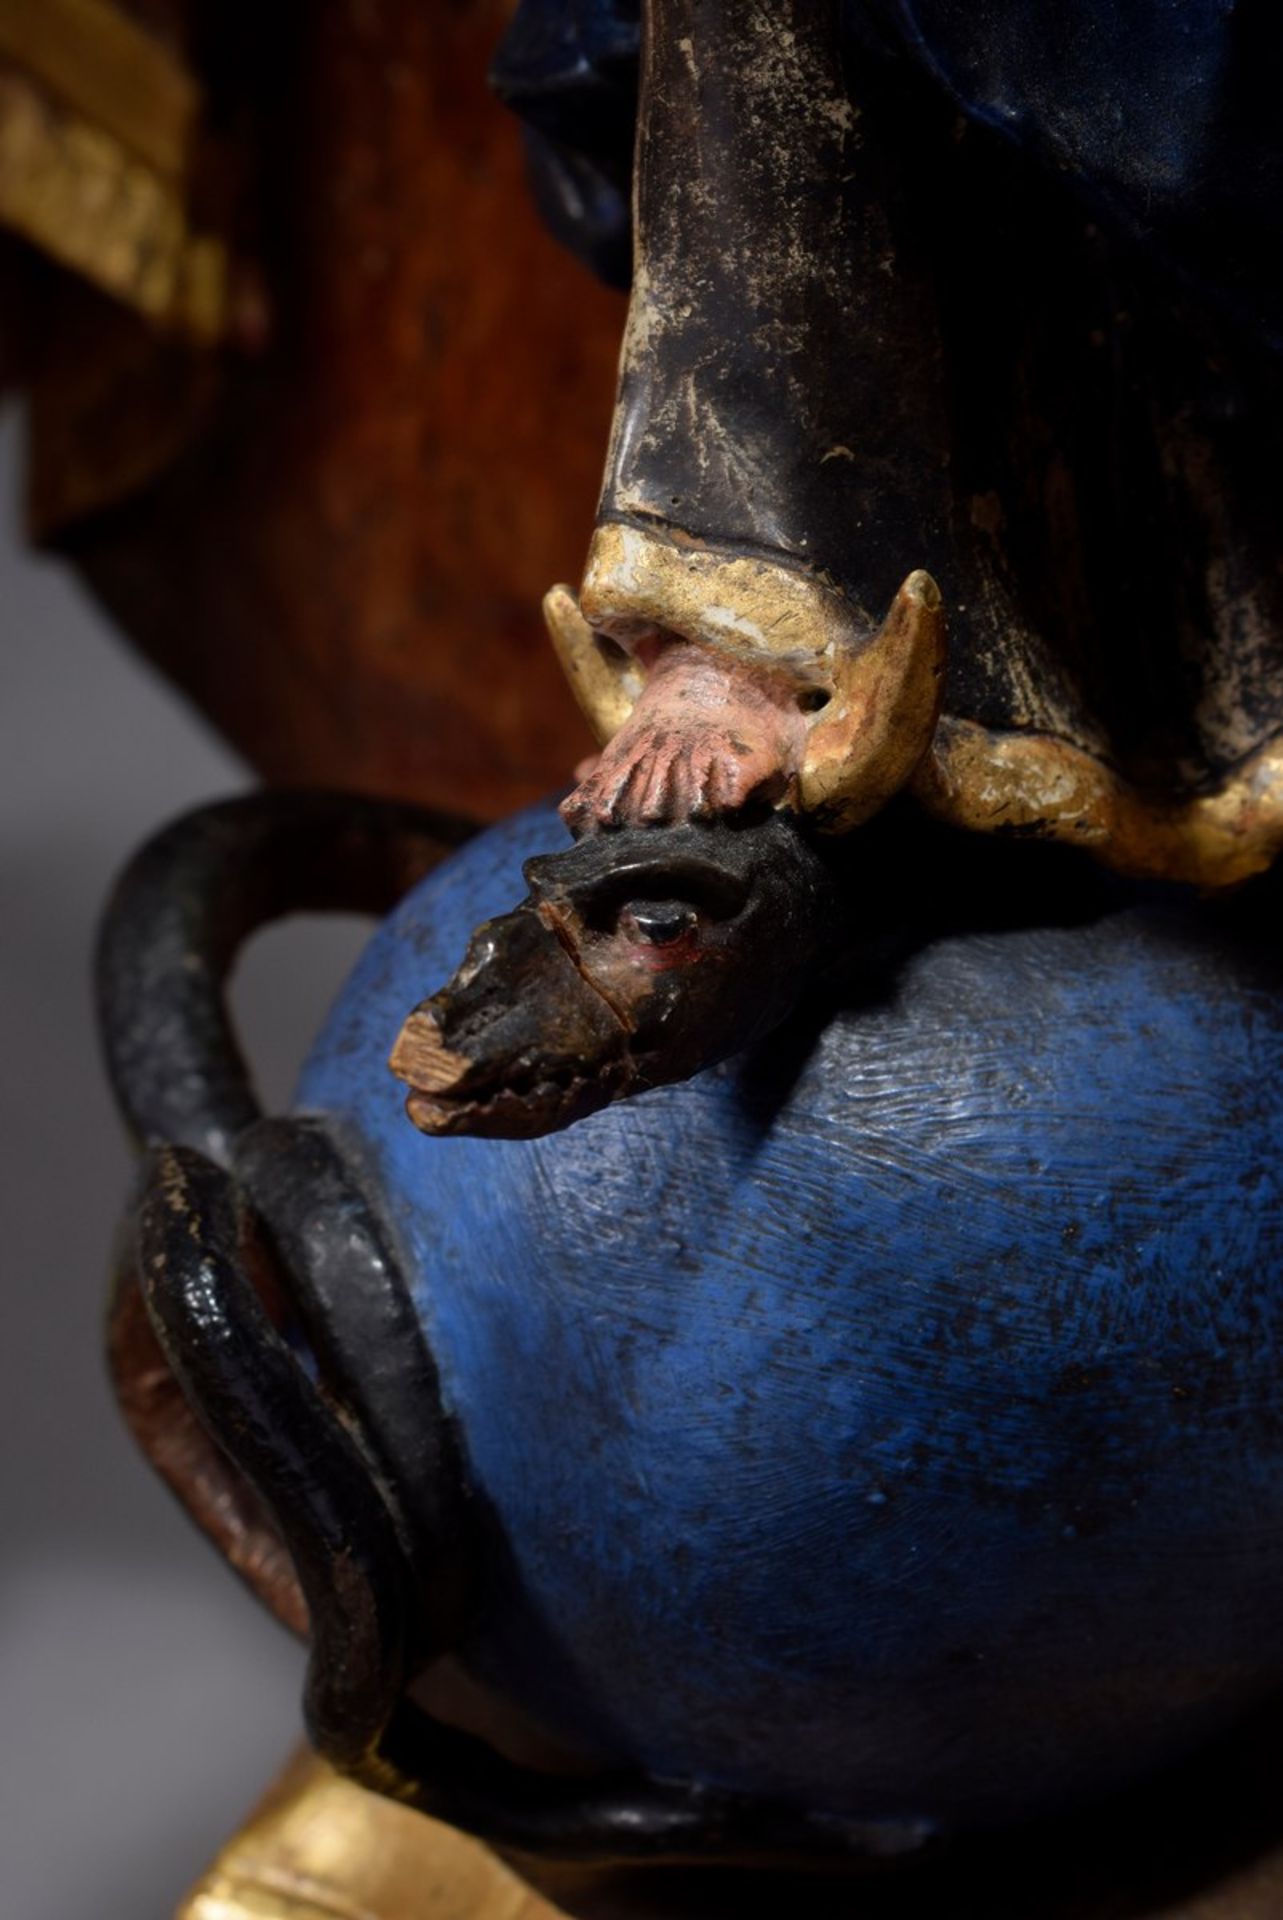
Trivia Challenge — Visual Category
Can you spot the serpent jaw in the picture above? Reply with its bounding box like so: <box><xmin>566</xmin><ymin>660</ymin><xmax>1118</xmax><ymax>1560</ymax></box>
<box><xmin>391</xmin><ymin>818</ymin><xmax>838</xmax><ymax>1140</ymax></box>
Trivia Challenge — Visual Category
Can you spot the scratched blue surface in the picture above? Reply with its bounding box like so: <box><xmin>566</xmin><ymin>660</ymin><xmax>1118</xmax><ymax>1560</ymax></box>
<box><xmin>298</xmin><ymin>803</ymin><xmax>1283</xmax><ymax>1826</ymax></box>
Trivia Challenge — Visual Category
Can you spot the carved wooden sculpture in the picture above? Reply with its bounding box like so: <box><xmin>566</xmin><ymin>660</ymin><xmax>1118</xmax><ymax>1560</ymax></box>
<box><xmin>99</xmin><ymin>789</ymin><xmax>1283</xmax><ymax>1920</ymax></box>
<box><xmin>524</xmin><ymin>0</ymin><xmax>1283</xmax><ymax>879</ymax></box>
<box><xmin>45</xmin><ymin>0</ymin><xmax>1283</xmax><ymax>1914</ymax></box>
<box><xmin>399</xmin><ymin>0</ymin><xmax>1283</xmax><ymax>1121</ymax></box>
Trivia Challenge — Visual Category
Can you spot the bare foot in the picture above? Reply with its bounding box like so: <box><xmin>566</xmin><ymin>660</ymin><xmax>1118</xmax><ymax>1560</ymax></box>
<box><xmin>561</xmin><ymin>637</ymin><xmax>807</xmax><ymax>835</ymax></box>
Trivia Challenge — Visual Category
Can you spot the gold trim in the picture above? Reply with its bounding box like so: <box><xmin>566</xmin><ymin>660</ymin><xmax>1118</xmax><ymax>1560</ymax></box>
<box><xmin>550</xmin><ymin>522</ymin><xmax>946</xmax><ymax>834</ymax></box>
<box><xmin>799</xmin><ymin>567</ymin><xmax>944</xmax><ymax>828</ymax></box>
<box><xmin>915</xmin><ymin>718</ymin><xmax>1283</xmax><ymax>890</ymax></box>
<box><xmin>0</xmin><ymin>0</ymin><xmax>196</xmax><ymax>179</ymax></box>
<box><xmin>178</xmin><ymin>1747</ymin><xmax>568</xmax><ymax>1920</ymax></box>
<box><xmin>551</xmin><ymin>522</ymin><xmax>1283</xmax><ymax>887</ymax></box>
<box><xmin>0</xmin><ymin>64</ymin><xmax>228</xmax><ymax>342</ymax></box>
<box><xmin>579</xmin><ymin>520</ymin><xmax>872</xmax><ymax>673</ymax></box>
<box><xmin>543</xmin><ymin>581</ymin><xmax>644</xmax><ymax>743</ymax></box>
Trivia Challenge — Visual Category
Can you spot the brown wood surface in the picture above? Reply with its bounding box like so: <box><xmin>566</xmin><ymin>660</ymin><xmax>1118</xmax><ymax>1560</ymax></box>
<box><xmin>35</xmin><ymin>0</ymin><xmax>624</xmax><ymax>821</ymax></box>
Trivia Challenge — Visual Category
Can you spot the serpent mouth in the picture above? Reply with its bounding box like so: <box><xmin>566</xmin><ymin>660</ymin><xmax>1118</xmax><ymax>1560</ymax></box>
<box><xmin>391</xmin><ymin>817</ymin><xmax>839</xmax><ymax>1141</ymax></box>
<box><xmin>390</xmin><ymin>895</ymin><xmax>636</xmax><ymax>1139</ymax></box>
<box><xmin>392</xmin><ymin>993</ymin><xmax>631</xmax><ymax>1140</ymax></box>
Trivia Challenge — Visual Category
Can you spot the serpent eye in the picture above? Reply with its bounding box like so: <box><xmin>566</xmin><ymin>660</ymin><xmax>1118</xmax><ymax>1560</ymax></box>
<box><xmin>619</xmin><ymin>899</ymin><xmax>700</xmax><ymax>946</ymax></box>
<box><xmin>527</xmin><ymin>843</ymin><xmax>752</xmax><ymax>934</ymax></box>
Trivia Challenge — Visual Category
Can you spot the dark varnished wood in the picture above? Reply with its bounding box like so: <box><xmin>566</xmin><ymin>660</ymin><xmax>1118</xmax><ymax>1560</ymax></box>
<box><xmin>33</xmin><ymin>0</ymin><xmax>624</xmax><ymax>821</ymax></box>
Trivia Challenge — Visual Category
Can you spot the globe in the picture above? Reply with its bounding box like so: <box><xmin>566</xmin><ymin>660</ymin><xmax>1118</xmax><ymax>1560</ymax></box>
<box><xmin>297</xmin><ymin>800</ymin><xmax>1283</xmax><ymax>1832</ymax></box>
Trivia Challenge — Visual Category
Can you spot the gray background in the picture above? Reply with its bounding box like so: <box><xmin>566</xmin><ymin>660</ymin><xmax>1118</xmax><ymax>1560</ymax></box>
<box><xmin>0</xmin><ymin>407</ymin><xmax>377</xmax><ymax>1917</ymax></box>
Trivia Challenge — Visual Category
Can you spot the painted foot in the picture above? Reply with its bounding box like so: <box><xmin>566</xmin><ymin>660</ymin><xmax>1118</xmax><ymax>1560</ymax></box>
<box><xmin>560</xmin><ymin>637</ymin><xmax>807</xmax><ymax>835</ymax></box>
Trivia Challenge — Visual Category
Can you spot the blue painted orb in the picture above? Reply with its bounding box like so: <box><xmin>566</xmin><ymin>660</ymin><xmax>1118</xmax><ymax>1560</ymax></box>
<box><xmin>297</xmin><ymin>801</ymin><xmax>1283</xmax><ymax>1832</ymax></box>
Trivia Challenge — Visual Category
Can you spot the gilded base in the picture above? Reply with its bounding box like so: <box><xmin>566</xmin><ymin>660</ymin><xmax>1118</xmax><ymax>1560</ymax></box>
<box><xmin>177</xmin><ymin>1749</ymin><xmax>566</xmax><ymax>1920</ymax></box>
